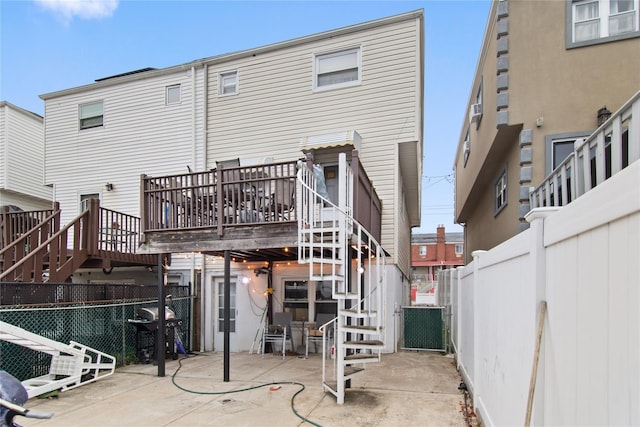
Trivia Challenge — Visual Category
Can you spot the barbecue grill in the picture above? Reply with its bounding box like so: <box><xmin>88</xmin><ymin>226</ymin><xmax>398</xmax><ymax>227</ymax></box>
<box><xmin>127</xmin><ymin>306</ymin><xmax>182</xmax><ymax>363</ymax></box>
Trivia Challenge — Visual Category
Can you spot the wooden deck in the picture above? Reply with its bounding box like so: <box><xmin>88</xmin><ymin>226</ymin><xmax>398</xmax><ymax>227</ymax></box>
<box><xmin>139</xmin><ymin>153</ymin><xmax>382</xmax><ymax>260</ymax></box>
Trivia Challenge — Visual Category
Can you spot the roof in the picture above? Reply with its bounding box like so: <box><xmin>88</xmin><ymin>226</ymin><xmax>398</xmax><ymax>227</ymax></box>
<box><xmin>39</xmin><ymin>9</ymin><xmax>423</xmax><ymax>100</ymax></box>
<box><xmin>412</xmin><ymin>233</ymin><xmax>464</xmax><ymax>244</ymax></box>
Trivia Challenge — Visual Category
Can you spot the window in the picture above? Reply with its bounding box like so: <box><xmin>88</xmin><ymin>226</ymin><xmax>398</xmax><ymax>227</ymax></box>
<box><xmin>494</xmin><ymin>167</ymin><xmax>508</xmax><ymax>215</ymax></box>
<box><xmin>455</xmin><ymin>244</ymin><xmax>463</xmax><ymax>255</ymax></box>
<box><xmin>166</xmin><ymin>84</ymin><xmax>180</xmax><ymax>104</ymax></box>
<box><xmin>217</xmin><ymin>280</ymin><xmax>236</xmax><ymax>332</ymax></box>
<box><xmin>314</xmin><ymin>47</ymin><xmax>361</xmax><ymax>89</ymax></box>
<box><xmin>419</xmin><ymin>245</ymin><xmax>427</xmax><ymax>256</ymax></box>
<box><xmin>79</xmin><ymin>101</ymin><xmax>103</xmax><ymax>129</ymax></box>
<box><xmin>463</xmin><ymin>129</ymin><xmax>471</xmax><ymax>167</ymax></box>
<box><xmin>219</xmin><ymin>70</ymin><xmax>238</xmax><ymax>95</ymax></box>
<box><xmin>80</xmin><ymin>193</ymin><xmax>99</xmax><ymax>212</ymax></box>
<box><xmin>283</xmin><ymin>279</ymin><xmax>337</xmax><ymax>322</ymax></box>
<box><xmin>569</xmin><ymin>0</ymin><xmax>639</xmax><ymax>47</ymax></box>
<box><xmin>545</xmin><ymin>132</ymin><xmax>591</xmax><ymax>175</ymax></box>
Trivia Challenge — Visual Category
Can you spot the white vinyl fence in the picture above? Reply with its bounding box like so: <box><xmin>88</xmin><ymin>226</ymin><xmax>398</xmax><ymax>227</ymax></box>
<box><xmin>440</xmin><ymin>160</ymin><xmax>640</xmax><ymax>426</ymax></box>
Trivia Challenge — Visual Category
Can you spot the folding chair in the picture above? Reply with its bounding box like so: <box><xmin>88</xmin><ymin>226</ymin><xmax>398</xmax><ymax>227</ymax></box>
<box><xmin>305</xmin><ymin>313</ymin><xmax>335</xmax><ymax>358</ymax></box>
<box><xmin>261</xmin><ymin>312</ymin><xmax>295</xmax><ymax>360</ymax></box>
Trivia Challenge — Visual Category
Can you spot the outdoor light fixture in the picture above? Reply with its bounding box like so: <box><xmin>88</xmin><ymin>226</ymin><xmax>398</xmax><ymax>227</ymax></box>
<box><xmin>105</xmin><ymin>183</ymin><xmax>114</xmax><ymax>191</ymax></box>
<box><xmin>597</xmin><ymin>105</ymin><xmax>611</xmax><ymax>127</ymax></box>
<box><xmin>254</xmin><ymin>267</ymin><xmax>269</xmax><ymax>277</ymax></box>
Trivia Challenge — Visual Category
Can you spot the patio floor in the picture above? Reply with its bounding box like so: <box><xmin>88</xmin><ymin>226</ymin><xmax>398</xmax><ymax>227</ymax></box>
<box><xmin>20</xmin><ymin>350</ymin><xmax>471</xmax><ymax>427</ymax></box>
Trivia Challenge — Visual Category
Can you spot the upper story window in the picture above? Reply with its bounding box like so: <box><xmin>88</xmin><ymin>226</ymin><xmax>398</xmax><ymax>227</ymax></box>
<box><xmin>545</xmin><ymin>132</ymin><xmax>592</xmax><ymax>175</ymax></box>
<box><xmin>463</xmin><ymin>129</ymin><xmax>471</xmax><ymax>167</ymax></box>
<box><xmin>494</xmin><ymin>166</ymin><xmax>508</xmax><ymax>215</ymax></box>
<box><xmin>166</xmin><ymin>84</ymin><xmax>181</xmax><ymax>104</ymax></box>
<box><xmin>219</xmin><ymin>70</ymin><xmax>238</xmax><ymax>95</ymax></box>
<box><xmin>455</xmin><ymin>244</ymin><xmax>463</xmax><ymax>255</ymax></box>
<box><xmin>419</xmin><ymin>245</ymin><xmax>427</xmax><ymax>256</ymax></box>
<box><xmin>79</xmin><ymin>101</ymin><xmax>103</xmax><ymax>130</ymax></box>
<box><xmin>314</xmin><ymin>47</ymin><xmax>361</xmax><ymax>90</ymax></box>
<box><xmin>569</xmin><ymin>0</ymin><xmax>639</xmax><ymax>47</ymax></box>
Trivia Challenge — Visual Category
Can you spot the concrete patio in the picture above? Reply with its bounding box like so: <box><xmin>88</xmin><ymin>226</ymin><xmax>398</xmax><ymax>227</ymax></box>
<box><xmin>20</xmin><ymin>350</ymin><xmax>471</xmax><ymax>426</ymax></box>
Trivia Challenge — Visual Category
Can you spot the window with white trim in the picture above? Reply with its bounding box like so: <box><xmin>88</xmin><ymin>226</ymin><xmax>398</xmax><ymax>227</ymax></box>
<box><xmin>79</xmin><ymin>101</ymin><xmax>103</xmax><ymax>130</ymax></box>
<box><xmin>314</xmin><ymin>47</ymin><xmax>361</xmax><ymax>90</ymax></box>
<box><xmin>463</xmin><ymin>129</ymin><xmax>471</xmax><ymax>167</ymax></box>
<box><xmin>455</xmin><ymin>244</ymin><xmax>463</xmax><ymax>255</ymax></box>
<box><xmin>570</xmin><ymin>0</ymin><xmax>639</xmax><ymax>46</ymax></box>
<box><xmin>419</xmin><ymin>245</ymin><xmax>427</xmax><ymax>256</ymax></box>
<box><xmin>217</xmin><ymin>280</ymin><xmax>236</xmax><ymax>332</ymax></box>
<box><xmin>219</xmin><ymin>70</ymin><xmax>238</xmax><ymax>95</ymax></box>
<box><xmin>166</xmin><ymin>84</ymin><xmax>180</xmax><ymax>104</ymax></box>
<box><xmin>494</xmin><ymin>166</ymin><xmax>508</xmax><ymax>215</ymax></box>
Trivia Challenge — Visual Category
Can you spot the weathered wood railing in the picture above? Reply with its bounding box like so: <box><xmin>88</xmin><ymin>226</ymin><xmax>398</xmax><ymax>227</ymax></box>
<box><xmin>140</xmin><ymin>157</ymin><xmax>383</xmax><ymax>242</ymax></box>
<box><xmin>140</xmin><ymin>161</ymin><xmax>299</xmax><ymax>236</ymax></box>
<box><xmin>530</xmin><ymin>90</ymin><xmax>640</xmax><ymax>209</ymax></box>
<box><xmin>0</xmin><ymin>204</ymin><xmax>58</xmax><ymax>248</ymax></box>
<box><xmin>1</xmin><ymin>199</ymin><xmax>154</xmax><ymax>282</ymax></box>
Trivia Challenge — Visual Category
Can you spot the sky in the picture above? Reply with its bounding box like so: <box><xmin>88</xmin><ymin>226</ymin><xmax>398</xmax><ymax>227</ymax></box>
<box><xmin>0</xmin><ymin>0</ymin><xmax>491</xmax><ymax>234</ymax></box>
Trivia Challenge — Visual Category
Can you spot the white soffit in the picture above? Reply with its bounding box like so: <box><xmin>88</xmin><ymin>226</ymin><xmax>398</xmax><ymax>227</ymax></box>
<box><xmin>299</xmin><ymin>130</ymin><xmax>362</xmax><ymax>152</ymax></box>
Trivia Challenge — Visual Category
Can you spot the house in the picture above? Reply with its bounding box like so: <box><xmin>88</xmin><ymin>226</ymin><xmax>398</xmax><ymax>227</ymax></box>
<box><xmin>36</xmin><ymin>10</ymin><xmax>424</xmax><ymax>404</ymax></box>
<box><xmin>410</xmin><ymin>225</ymin><xmax>463</xmax><ymax>305</ymax></box>
<box><xmin>454</xmin><ymin>0</ymin><xmax>640</xmax><ymax>262</ymax></box>
<box><xmin>0</xmin><ymin>102</ymin><xmax>52</xmax><ymax>211</ymax></box>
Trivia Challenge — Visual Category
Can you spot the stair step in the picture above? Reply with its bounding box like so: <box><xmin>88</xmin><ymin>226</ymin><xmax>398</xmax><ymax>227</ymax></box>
<box><xmin>344</xmin><ymin>353</ymin><xmax>381</xmax><ymax>364</ymax></box>
<box><xmin>340</xmin><ymin>309</ymin><xmax>378</xmax><ymax>318</ymax></box>
<box><xmin>342</xmin><ymin>325</ymin><xmax>380</xmax><ymax>335</ymax></box>
<box><xmin>333</xmin><ymin>292</ymin><xmax>359</xmax><ymax>299</ymax></box>
<box><xmin>310</xmin><ymin>274</ymin><xmax>344</xmax><ymax>282</ymax></box>
<box><xmin>343</xmin><ymin>340</ymin><xmax>384</xmax><ymax>350</ymax></box>
<box><xmin>310</xmin><ymin>257</ymin><xmax>342</xmax><ymax>264</ymax></box>
<box><xmin>344</xmin><ymin>366</ymin><xmax>365</xmax><ymax>378</ymax></box>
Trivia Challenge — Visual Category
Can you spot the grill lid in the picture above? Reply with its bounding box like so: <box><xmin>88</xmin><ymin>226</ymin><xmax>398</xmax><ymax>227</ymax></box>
<box><xmin>136</xmin><ymin>307</ymin><xmax>176</xmax><ymax>321</ymax></box>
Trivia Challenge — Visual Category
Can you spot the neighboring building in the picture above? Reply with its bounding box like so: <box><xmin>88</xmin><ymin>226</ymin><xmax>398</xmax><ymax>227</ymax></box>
<box><xmin>0</xmin><ymin>101</ymin><xmax>52</xmax><ymax>210</ymax></box>
<box><xmin>38</xmin><ymin>7</ymin><xmax>424</xmax><ymax>391</ymax></box>
<box><xmin>453</xmin><ymin>0</ymin><xmax>640</xmax><ymax>262</ymax></box>
<box><xmin>410</xmin><ymin>225</ymin><xmax>463</xmax><ymax>305</ymax></box>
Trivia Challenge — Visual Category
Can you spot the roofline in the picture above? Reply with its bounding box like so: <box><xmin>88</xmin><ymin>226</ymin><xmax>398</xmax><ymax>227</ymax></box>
<box><xmin>40</xmin><ymin>9</ymin><xmax>424</xmax><ymax>101</ymax></box>
<box><xmin>0</xmin><ymin>101</ymin><xmax>44</xmax><ymax>120</ymax></box>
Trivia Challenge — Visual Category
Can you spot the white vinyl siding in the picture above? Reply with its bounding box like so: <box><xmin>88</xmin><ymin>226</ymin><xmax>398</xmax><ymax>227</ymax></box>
<box><xmin>0</xmin><ymin>103</ymin><xmax>52</xmax><ymax>205</ymax></box>
<box><xmin>205</xmin><ymin>17</ymin><xmax>421</xmax><ymax>265</ymax></box>
<box><xmin>44</xmin><ymin>68</ymin><xmax>203</xmax><ymax>226</ymax></box>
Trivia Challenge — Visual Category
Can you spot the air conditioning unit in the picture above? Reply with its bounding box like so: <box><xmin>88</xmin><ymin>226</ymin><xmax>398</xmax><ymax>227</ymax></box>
<box><xmin>469</xmin><ymin>103</ymin><xmax>483</xmax><ymax>123</ymax></box>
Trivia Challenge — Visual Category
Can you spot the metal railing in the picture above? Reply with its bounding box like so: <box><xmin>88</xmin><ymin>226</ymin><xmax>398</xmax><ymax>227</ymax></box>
<box><xmin>530</xmin><ymin>90</ymin><xmax>640</xmax><ymax>209</ymax></box>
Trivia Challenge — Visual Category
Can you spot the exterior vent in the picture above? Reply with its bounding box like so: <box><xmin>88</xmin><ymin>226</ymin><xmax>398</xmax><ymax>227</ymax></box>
<box><xmin>469</xmin><ymin>103</ymin><xmax>483</xmax><ymax>123</ymax></box>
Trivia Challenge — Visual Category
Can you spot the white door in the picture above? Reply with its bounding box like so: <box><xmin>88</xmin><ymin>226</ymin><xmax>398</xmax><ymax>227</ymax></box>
<box><xmin>213</xmin><ymin>277</ymin><xmax>239</xmax><ymax>352</ymax></box>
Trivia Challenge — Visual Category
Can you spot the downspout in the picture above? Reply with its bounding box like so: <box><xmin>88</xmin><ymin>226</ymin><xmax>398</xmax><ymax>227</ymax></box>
<box><xmin>191</xmin><ymin>66</ymin><xmax>197</xmax><ymax>168</ymax></box>
<box><xmin>202</xmin><ymin>63</ymin><xmax>208</xmax><ymax>168</ymax></box>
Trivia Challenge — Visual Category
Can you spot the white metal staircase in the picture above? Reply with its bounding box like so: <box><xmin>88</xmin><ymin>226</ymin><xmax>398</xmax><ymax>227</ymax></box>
<box><xmin>0</xmin><ymin>321</ymin><xmax>116</xmax><ymax>399</ymax></box>
<box><xmin>297</xmin><ymin>154</ymin><xmax>386</xmax><ymax>405</ymax></box>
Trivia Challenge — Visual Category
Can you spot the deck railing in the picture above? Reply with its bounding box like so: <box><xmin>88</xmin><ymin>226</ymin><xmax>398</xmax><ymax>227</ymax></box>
<box><xmin>140</xmin><ymin>161</ymin><xmax>300</xmax><ymax>236</ymax></box>
<box><xmin>0</xmin><ymin>204</ymin><xmax>58</xmax><ymax>248</ymax></box>
<box><xmin>530</xmin><ymin>90</ymin><xmax>640</xmax><ymax>209</ymax></box>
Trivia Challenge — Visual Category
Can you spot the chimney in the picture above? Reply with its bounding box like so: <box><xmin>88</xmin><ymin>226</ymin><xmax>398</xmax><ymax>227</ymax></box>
<box><xmin>436</xmin><ymin>225</ymin><xmax>445</xmax><ymax>261</ymax></box>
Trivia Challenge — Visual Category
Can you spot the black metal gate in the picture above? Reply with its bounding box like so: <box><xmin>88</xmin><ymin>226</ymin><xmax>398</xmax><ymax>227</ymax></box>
<box><xmin>401</xmin><ymin>306</ymin><xmax>445</xmax><ymax>351</ymax></box>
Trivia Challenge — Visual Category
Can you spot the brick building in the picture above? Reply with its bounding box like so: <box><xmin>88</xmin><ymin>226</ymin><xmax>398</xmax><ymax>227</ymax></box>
<box><xmin>410</xmin><ymin>225</ymin><xmax>464</xmax><ymax>305</ymax></box>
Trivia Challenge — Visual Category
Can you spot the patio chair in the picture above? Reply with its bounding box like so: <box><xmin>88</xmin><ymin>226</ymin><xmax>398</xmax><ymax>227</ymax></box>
<box><xmin>305</xmin><ymin>313</ymin><xmax>335</xmax><ymax>358</ymax></box>
<box><xmin>261</xmin><ymin>312</ymin><xmax>295</xmax><ymax>360</ymax></box>
<box><xmin>266</xmin><ymin>178</ymin><xmax>296</xmax><ymax>221</ymax></box>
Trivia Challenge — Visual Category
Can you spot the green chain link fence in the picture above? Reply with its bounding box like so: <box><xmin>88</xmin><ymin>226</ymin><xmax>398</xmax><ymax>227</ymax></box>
<box><xmin>0</xmin><ymin>283</ymin><xmax>192</xmax><ymax>382</ymax></box>
<box><xmin>401</xmin><ymin>306</ymin><xmax>446</xmax><ymax>352</ymax></box>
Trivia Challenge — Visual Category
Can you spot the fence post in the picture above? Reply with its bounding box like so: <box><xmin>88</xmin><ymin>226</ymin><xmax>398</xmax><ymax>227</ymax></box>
<box><xmin>471</xmin><ymin>250</ymin><xmax>487</xmax><ymax>417</ymax></box>
<box><xmin>524</xmin><ymin>207</ymin><xmax>559</xmax><ymax>425</ymax></box>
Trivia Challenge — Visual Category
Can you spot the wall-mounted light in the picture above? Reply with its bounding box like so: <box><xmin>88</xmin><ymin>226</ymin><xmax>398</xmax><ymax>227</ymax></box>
<box><xmin>105</xmin><ymin>183</ymin><xmax>114</xmax><ymax>191</ymax></box>
<box><xmin>254</xmin><ymin>267</ymin><xmax>269</xmax><ymax>277</ymax></box>
<box><xmin>597</xmin><ymin>105</ymin><xmax>611</xmax><ymax>127</ymax></box>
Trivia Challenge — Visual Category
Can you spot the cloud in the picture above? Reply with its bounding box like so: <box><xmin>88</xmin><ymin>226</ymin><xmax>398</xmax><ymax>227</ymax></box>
<box><xmin>35</xmin><ymin>0</ymin><xmax>119</xmax><ymax>22</ymax></box>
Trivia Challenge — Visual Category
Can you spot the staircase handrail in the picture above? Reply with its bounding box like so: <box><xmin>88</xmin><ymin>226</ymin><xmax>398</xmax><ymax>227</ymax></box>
<box><xmin>0</xmin><ymin>208</ymin><xmax>61</xmax><ymax>260</ymax></box>
<box><xmin>0</xmin><ymin>208</ymin><xmax>91</xmax><ymax>282</ymax></box>
<box><xmin>296</xmin><ymin>163</ymin><xmax>384</xmax><ymax>256</ymax></box>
